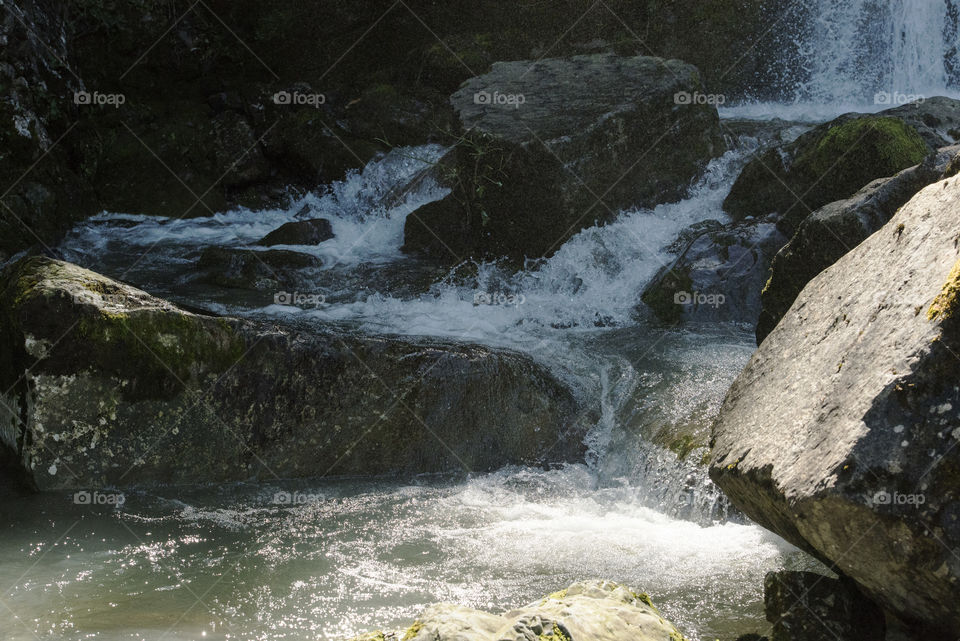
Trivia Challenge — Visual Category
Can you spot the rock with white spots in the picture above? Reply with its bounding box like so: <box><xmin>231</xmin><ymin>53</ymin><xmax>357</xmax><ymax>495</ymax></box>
<box><xmin>710</xmin><ymin>176</ymin><xmax>960</xmax><ymax>636</ymax></box>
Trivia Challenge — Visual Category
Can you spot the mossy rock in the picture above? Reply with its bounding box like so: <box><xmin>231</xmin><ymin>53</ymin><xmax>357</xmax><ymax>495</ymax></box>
<box><xmin>725</xmin><ymin>115</ymin><xmax>930</xmax><ymax>234</ymax></box>
<box><xmin>1</xmin><ymin>257</ymin><xmax>592</xmax><ymax>490</ymax></box>
<box><xmin>928</xmin><ymin>258</ymin><xmax>960</xmax><ymax>322</ymax></box>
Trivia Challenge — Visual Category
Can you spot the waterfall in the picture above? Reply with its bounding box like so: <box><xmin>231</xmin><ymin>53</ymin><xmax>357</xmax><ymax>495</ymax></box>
<box><xmin>793</xmin><ymin>0</ymin><xmax>960</xmax><ymax>105</ymax></box>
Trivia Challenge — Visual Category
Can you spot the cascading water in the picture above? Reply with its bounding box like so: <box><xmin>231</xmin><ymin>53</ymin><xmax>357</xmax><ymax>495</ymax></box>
<box><xmin>797</xmin><ymin>0</ymin><xmax>958</xmax><ymax>104</ymax></box>
<box><xmin>726</xmin><ymin>0</ymin><xmax>960</xmax><ymax>120</ymax></box>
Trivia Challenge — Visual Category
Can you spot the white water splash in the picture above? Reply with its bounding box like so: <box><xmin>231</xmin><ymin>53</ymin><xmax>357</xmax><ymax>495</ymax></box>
<box><xmin>265</xmin><ymin>142</ymin><xmax>750</xmax><ymax>350</ymax></box>
<box><xmin>59</xmin><ymin>144</ymin><xmax>449</xmax><ymax>269</ymax></box>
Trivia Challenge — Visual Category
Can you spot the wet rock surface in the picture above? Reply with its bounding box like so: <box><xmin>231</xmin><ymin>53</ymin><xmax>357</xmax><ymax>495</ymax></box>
<box><xmin>642</xmin><ymin>216</ymin><xmax>788</xmax><ymax>325</ymax></box>
<box><xmin>196</xmin><ymin>246</ymin><xmax>323</xmax><ymax>290</ymax></box>
<box><xmin>256</xmin><ymin>218</ymin><xmax>334</xmax><ymax>246</ymax></box>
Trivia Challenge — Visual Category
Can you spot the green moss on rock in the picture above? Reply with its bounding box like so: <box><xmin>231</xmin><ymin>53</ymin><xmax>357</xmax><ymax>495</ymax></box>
<box><xmin>796</xmin><ymin>116</ymin><xmax>927</xmax><ymax>190</ymax></box>
<box><xmin>928</xmin><ymin>258</ymin><xmax>960</xmax><ymax>321</ymax></box>
<box><xmin>725</xmin><ymin>115</ymin><xmax>930</xmax><ymax>233</ymax></box>
<box><xmin>400</xmin><ymin>620</ymin><xmax>423</xmax><ymax>641</ymax></box>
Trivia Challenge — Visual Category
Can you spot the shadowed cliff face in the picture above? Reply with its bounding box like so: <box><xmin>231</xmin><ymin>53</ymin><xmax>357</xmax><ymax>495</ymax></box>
<box><xmin>0</xmin><ymin>0</ymin><xmax>787</xmax><ymax>257</ymax></box>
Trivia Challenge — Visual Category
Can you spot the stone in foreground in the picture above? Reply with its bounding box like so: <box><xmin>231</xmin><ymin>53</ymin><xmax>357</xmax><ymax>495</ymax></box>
<box><xmin>0</xmin><ymin>258</ymin><xmax>590</xmax><ymax>490</ymax></box>
<box><xmin>710</xmin><ymin>176</ymin><xmax>960</xmax><ymax>636</ymax></box>
<box><xmin>350</xmin><ymin>581</ymin><xmax>688</xmax><ymax>641</ymax></box>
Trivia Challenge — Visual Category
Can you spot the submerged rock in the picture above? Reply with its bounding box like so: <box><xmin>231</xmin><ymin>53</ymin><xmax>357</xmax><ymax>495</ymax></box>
<box><xmin>763</xmin><ymin>571</ymin><xmax>885</xmax><ymax>641</ymax></box>
<box><xmin>641</xmin><ymin>216</ymin><xmax>788</xmax><ymax>325</ymax></box>
<box><xmin>723</xmin><ymin>98</ymin><xmax>960</xmax><ymax>234</ymax></box>
<box><xmin>351</xmin><ymin>581</ymin><xmax>689</xmax><ymax>641</ymax></box>
<box><xmin>256</xmin><ymin>219</ymin><xmax>334</xmax><ymax>246</ymax></box>
<box><xmin>0</xmin><ymin>257</ymin><xmax>590</xmax><ymax>491</ymax></box>
<box><xmin>196</xmin><ymin>246</ymin><xmax>322</xmax><ymax>290</ymax></box>
<box><xmin>710</xmin><ymin>176</ymin><xmax>960</xmax><ymax>636</ymax></box>
<box><xmin>405</xmin><ymin>53</ymin><xmax>724</xmax><ymax>262</ymax></box>
<box><xmin>756</xmin><ymin>145</ymin><xmax>960</xmax><ymax>343</ymax></box>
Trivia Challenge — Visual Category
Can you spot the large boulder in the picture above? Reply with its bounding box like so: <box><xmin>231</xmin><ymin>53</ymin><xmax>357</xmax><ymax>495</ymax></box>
<box><xmin>0</xmin><ymin>257</ymin><xmax>590</xmax><ymax>491</ymax></box>
<box><xmin>723</xmin><ymin>98</ymin><xmax>960</xmax><ymax>234</ymax></box>
<box><xmin>756</xmin><ymin>145</ymin><xmax>960</xmax><ymax>343</ymax></box>
<box><xmin>709</xmin><ymin>177</ymin><xmax>960</xmax><ymax>636</ymax></box>
<box><xmin>351</xmin><ymin>581</ymin><xmax>689</xmax><ymax>641</ymax></box>
<box><xmin>405</xmin><ymin>54</ymin><xmax>724</xmax><ymax>262</ymax></box>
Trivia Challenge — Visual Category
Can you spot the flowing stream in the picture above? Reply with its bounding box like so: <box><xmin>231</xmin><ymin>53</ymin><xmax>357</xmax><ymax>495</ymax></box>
<box><xmin>4</xmin><ymin>137</ymin><xmax>808</xmax><ymax>641</ymax></box>
<box><xmin>4</xmin><ymin>2</ymin><xmax>960</xmax><ymax>640</ymax></box>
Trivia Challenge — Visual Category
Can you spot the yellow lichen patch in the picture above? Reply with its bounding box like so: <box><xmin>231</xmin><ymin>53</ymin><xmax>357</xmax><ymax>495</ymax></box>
<box><xmin>630</xmin><ymin>590</ymin><xmax>659</xmax><ymax>612</ymax></box>
<box><xmin>400</xmin><ymin>621</ymin><xmax>423</xmax><ymax>641</ymax></box>
<box><xmin>927</xmin><ymin>258</ymin><xmax>960</xmax><ymax>321</ymax></box>
<box><xmin>538</xmin><ymin>626</ymin><xmax>571</xmax><ymax>641</ymax></box>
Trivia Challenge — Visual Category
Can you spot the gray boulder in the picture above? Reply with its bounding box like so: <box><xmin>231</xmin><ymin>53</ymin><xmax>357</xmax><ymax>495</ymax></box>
<box><xmin>0</xmin><ymin>257</ymin><xmax>590</xmax><ymax>491</ymax></box>
<box><xmin>351</xmin><ymin>581</ymin><xmax>689</xmax><ymax>641</ymax></box>
<box><xmin>405</xmin><ymin>54</ymin><xmax>724</xmax><ymax>262</ymax></box>
<box><xmin>710</xmin><ymin>177</ymin><xmax>960</xmax><ymax>636</ymax></box>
